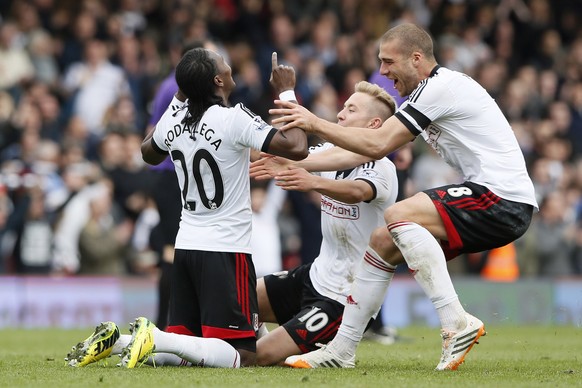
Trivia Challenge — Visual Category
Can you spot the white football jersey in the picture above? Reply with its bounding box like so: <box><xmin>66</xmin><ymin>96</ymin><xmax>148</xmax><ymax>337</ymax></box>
<box><xmin>152</xmin><ymin>97</ymin><xmax>277</xmax><ymax>253</ymax></box>
<box><xmin>308</xmin><ymin>143</ymin><xmax>398</xmax><ymax>304</ymax></box>
<box><xmin>395</xmin><ymin>66</ymin><xmax>538</xmax><ymax>210</ymax></box>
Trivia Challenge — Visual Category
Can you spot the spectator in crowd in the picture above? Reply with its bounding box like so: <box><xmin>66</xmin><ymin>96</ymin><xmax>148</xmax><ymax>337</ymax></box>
<box><xmin>61</xmin><ymin>38</ymin><xmax>130</xmax><ymax>156</ymax></box>
<box><xmin>78</xmin><ymin>184</ymin><xmax>132</xmax><ymax>275</ymax></box>
<box><xmin>0</xmin><ymin>0</ymin><xmax>579</xmax><ymax>284</ymax></box>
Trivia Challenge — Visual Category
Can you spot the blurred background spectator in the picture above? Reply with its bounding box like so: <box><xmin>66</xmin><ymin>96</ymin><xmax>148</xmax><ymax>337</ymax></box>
<box><xmin>0</xmin><ymin>0</ymin><xmax>580</xmax><ymax>279</ymax></box>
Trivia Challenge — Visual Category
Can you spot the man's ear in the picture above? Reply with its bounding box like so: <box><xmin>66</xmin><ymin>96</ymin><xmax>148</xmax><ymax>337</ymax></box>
<box><xmin>368</xmin><ymin>117</ymin><xmax>382</xmax><ymax>129</ymax></box>
<box><xmin>214</xmin><ymin>75</ymin><xmax>223</xmax><ymax>87</ymax></box>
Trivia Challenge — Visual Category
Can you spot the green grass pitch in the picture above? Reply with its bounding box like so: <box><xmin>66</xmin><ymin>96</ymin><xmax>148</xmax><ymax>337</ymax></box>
<box><xmin>0</xmin><ymin>325</ymin><xmax>580</xmax><ymax>387</ymax></box>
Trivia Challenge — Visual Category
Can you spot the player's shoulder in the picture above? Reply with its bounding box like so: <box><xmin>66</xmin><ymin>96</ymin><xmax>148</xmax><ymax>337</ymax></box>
<box><xmin>230</xmin><ymin>102</ymin><xmax>260</xmax><ymax>118</ymax></box>
<box><xmin>408</xmin><ymin>66</ymin><xmax>464</xmax><ymax>104</ymax></box>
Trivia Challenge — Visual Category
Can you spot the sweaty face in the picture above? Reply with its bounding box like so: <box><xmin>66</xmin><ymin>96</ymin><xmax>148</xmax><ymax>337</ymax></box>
<box><xmin>336</xmin><ymin>92</ymin><xmax>375</xmax><ymax>128</ymax></box>
<box><xmin>378</xmin><ymin>40</ymin><xmax>418</xmax><ymax>98</ymax></box>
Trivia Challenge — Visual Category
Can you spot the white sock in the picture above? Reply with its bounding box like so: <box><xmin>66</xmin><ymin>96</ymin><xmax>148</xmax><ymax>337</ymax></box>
<box><xmin>111</xmin><ymin>334</ymin><xmax>131</xmax><ymax>355</ymax></box>
<box><xmin>152</xmin><ymin>327</ymin><xmax>241</xmax><ymax>368</ymax></box>
<box><xmin>331</xmin><ymin>248</ymin><xmax>396</xmax><ymax>358</ymax></box>
<box><xmin>111</xmin><ymin>333</ymin><xmax>194</xmax><ymax>367</ymax></box>
<box><xmin>146</xmin><ymin>353</ymin><xmax>192</xmax><ymax>367</ymax></box>
<box><xmin>388</xmin><ymin>221</ymin><xmax>466</xmax><ymax>331</ymax></box>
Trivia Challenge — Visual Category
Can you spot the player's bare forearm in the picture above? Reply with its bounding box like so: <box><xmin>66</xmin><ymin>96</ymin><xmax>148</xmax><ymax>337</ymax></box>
<box><xmin>313</xmin><ymin>178</ymin><xmax>373</xmax><ymax>204</ymax></box>
<box><xmin>275</xmin><ymin>168</ymin><xmax>372</xmax><ymax>204</ymax></box>
<box><xmin>296</xmin><ymin>147</ymin><xmax>371</xmax><ymax>172</ymax></box>
<box><xmin>304</xmin><ymin>118</ymin><xmax>387</xmax><ymax>159</ymax></box>
<box><xmin>271</xmin><ymin>103</ymin><xmax>413</xmax><ymax>159</ymax></box>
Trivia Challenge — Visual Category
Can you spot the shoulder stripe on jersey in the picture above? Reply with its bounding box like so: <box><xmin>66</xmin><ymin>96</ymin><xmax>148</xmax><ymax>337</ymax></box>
<box><xmin>409</xmin><ymin>65</ymin><xmax>440</xmax><ymax>103</ymax></box>
<box><xmin>151</xmin><ymin>138</ymin><xmax>168</xmax><ymax>155</ymax></box>
<box><xmin>260</xmin><ymin>127</ymin><xmax>278</xmax><ymax>152</ymax></box>
<box><xmin>239</xmin><ymin>103</ymin><xmax>257</xmax><ymax>118</ymax></box>
<box><xmin>395</xmin><ymin>111</ymin><xmax>421</xmax><ymax>136</ymax></box>
<box><xmin>402</xmin><ymin>104</ymin><xmax>431</xmax><ymax>130</ymax></box>
<box><xmin>355</xmin><ymin>178</ymin><xmax>377</xmax><ymax>203</ymax></box>
<box><xmin>409</xmin><ymin>79</ymin><xmax>428</xmax><ymax>103</ymax></box>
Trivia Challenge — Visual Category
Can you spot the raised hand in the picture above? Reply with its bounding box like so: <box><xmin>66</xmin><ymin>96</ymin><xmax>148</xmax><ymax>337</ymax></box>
<box><xmin>269</xmin><ymin>52</ymin><xmax>296</xmax><ymax>95</ymax></box>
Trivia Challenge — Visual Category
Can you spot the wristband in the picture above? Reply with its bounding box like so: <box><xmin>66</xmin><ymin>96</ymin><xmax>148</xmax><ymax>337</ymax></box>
<box><xmin>279</xmin><ymin>90</ymin><xmax>297</xmax><ymax>102</ymax></box>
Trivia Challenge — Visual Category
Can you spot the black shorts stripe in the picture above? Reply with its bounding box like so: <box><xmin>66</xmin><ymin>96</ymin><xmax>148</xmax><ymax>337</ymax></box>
<box><xmin>170</xmin><ymin>249</ymin><xmax>257</xmax><ymax>352</ymax></box>
<box><xmin>449</xmin><ymin>192</ymin><xmax>501</xmax><ymax>210</ymax></box>
<box><xmin>263</xmin><ymin>264</ymin><xmax>376</xmax><ymax>352</ymax></box>
<box><xmin>424</xmin><ymin>182</ymin><xmax>533</xmax><ymax>258</ymax></box>
<box><xmin>312</xmin><ymin>315</ymin><xmax>342</xmax><ymax>343</ymax></box>
<box><xmin>236</xmin><ymin>253</ymin><xmax>250</xmax><ymax>322</ymax></box>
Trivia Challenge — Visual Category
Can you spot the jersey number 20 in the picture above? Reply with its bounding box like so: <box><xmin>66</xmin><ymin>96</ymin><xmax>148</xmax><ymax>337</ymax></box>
<box><xmin>172</xmin><ymin>149</ymin><xmax>224</xmax><ymax>211</ymax></box>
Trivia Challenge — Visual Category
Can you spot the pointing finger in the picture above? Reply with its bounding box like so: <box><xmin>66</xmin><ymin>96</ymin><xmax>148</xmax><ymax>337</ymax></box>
<box><xmin>271</xmin><ymin>52</ymin><xmax>278</xmax><ymax>70</ymax></box>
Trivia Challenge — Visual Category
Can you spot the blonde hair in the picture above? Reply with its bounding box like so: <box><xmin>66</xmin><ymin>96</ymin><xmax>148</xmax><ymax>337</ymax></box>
<box><xmin>354</xmin><ymin>81</ymin><xmax>396</xmax><ymax>121</ymax></box>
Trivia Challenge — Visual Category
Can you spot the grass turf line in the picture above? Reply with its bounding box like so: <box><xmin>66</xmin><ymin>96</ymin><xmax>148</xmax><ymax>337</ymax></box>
<box><xmin>0</xmin><ymin>325</ymin><xmax>580</xmax><ymax>388</ymax></box>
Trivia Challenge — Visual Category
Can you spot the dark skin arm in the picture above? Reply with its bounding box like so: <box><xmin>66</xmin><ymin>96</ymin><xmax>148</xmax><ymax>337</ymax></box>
<box><xmin>261</xmin><ymin>52</ymin><xmax>308</xmax><ymax>161</ymax></box>
<box><xmin>141</xmin><ymin>124</ymin><xmax>167</xmax><ymax>165</ymax></box>
<box><xmin>141</xmin><ymin>90</ymin><xmax>187</xmax><ymax>165</ymax></box>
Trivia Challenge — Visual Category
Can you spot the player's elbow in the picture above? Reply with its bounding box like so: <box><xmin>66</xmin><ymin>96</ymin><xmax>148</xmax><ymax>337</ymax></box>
<box><xmin>268</xmin><ymin>129</ymin><xmax>308</xmax><ymax>160</ymax></box>
<box><xmin>141</xmin><ymin>145</ymin><xmax>164</xmax><ymax>165</ymax></box>
<box><xmin>367</xmin><ymin>144</ymin><xmax>388</xmax><ymax>160</ymax></box>
<box><xmin>284</xmin><ymin>144</ymin><xmax>309</xmax><ymax>161</ymax></box>
<box><xmin>343</xmin><ymin>188</ymin><xmax>371</xmax><ymax>204</ymax></box>
<box><xmin>284</xmin><ymin>128</ymin><xmax>308</xmax><ymax>160</ymax></box>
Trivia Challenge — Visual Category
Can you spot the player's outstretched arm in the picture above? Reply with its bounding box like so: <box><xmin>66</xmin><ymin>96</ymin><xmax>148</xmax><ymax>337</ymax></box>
<box><xmin>275</xmin><ymin>166</ymin><xmax>373</xmax><ymax>204</ymax></box>
<box><xmin>250</xmin><ymin>154</ymin><xmax>292</xmax><ymax>180</ymax></box>
<box><xmin>270</xmin><ymin>104</ymin><xmax>414</xmax><ymax>160</ymax></box>
<box><xmin>296</xmin><ymin>147</ymin><xmax>371</xmax><ymax>172</ymax></box>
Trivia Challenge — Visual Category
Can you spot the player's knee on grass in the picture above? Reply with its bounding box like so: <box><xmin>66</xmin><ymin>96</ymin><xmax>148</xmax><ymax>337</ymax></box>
<box><xmin>238</xmin><ymin>349</ymin><xmax>257</xmax><ymax>367</ymax></box>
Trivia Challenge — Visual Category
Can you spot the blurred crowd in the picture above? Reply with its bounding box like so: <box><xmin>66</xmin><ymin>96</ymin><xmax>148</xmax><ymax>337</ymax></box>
<box><xmin>0</xmin><ymin>0</ymin><xmax>581</xmax><ymax>278</ymax></box>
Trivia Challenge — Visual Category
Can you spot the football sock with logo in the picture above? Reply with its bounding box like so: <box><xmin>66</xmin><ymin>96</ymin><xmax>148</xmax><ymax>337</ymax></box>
<box><xmin>332</xmin><ymin>247</ymin><xmax>396</xmax><ymax>358</ymax></box>
<box><xmin>147</xmin><ymin>353</ymin><xmax>191</xmax><ymax>367</ymax></box>
<box><xmin>388</xmin><ymin>221</ymin><xmax>466</xmax><ymax>331</ymax></box>
<box><xmin>152</xmin><ymin>327</ymin><xmax>241</xmax><ymax>368</ymax></box>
